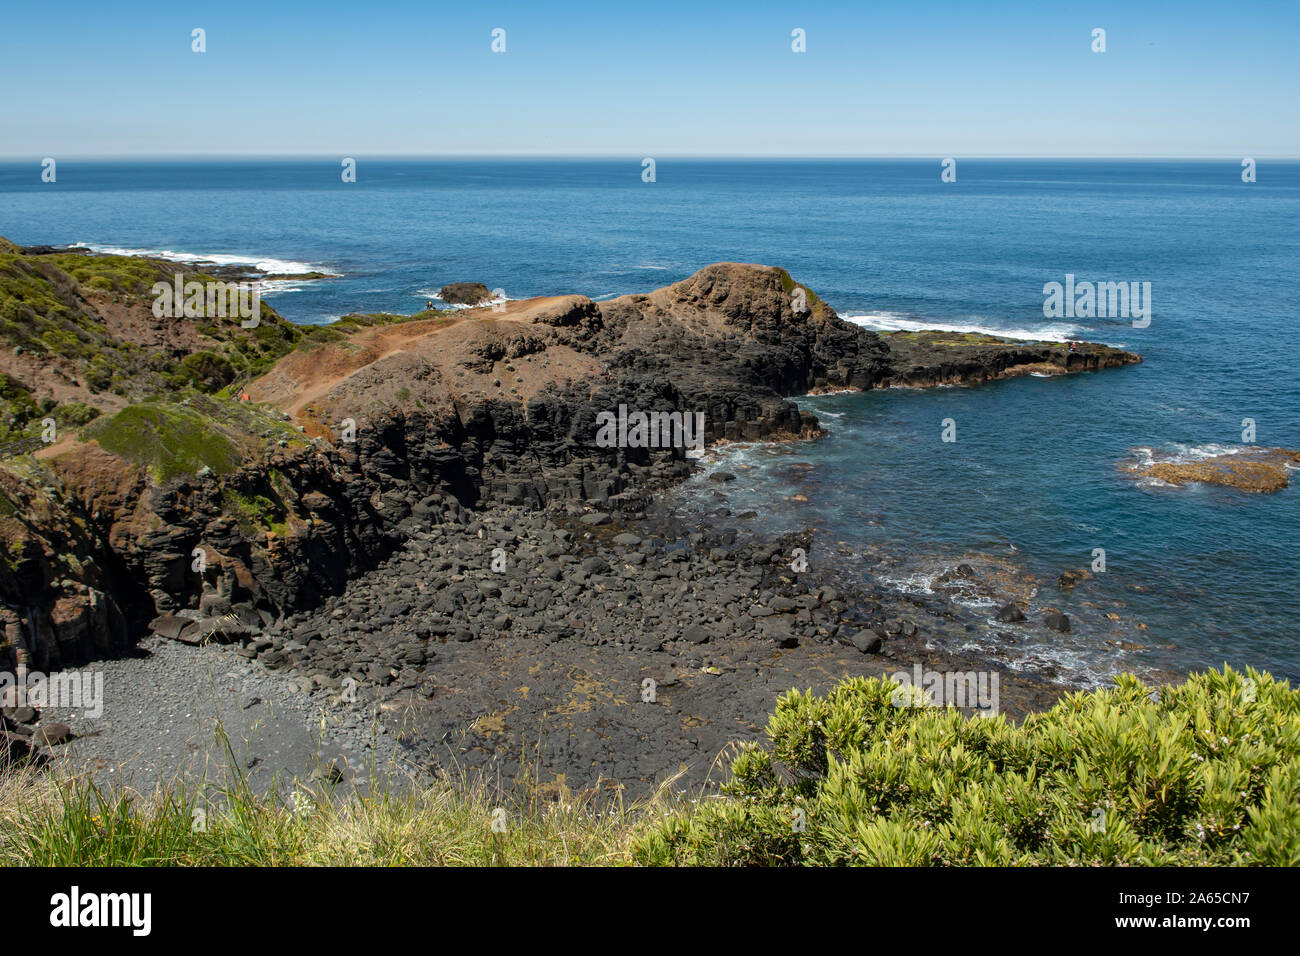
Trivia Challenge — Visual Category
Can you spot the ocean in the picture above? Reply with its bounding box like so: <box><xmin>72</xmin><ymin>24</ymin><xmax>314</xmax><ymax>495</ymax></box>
<box><xmin>2</xmin><ymin>158</ymin><xmax>1297</xmax><ymax>685</ymax></box>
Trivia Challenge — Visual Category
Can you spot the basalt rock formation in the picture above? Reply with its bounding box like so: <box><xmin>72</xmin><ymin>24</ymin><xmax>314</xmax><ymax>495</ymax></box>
<box><xmin>877</xmin><ymin>330</ymin><xmax>1140</xmax><ymax>387</ymax></box>
<box><xmin>0</xmin><ymin>245</ymin><xmax>1142</xmax><ymax>676</ymax></box>
<box><xmin>437</xmin><ymin>282</ymin><xmax>494</xmax><ymax>306</ymax></box>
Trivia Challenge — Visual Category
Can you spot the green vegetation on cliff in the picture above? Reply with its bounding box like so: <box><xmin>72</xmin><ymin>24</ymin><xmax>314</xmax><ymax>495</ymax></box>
<box><xmin>328</xmin><ymin>308</ymin><xmax>453</xmax><ymax>332</ymax></box>
<box><xmin>776</xmin><ymin>268</ymin><xmax>832</xmax><ymax>321</ymax></box>
<box><xmin>84</xmin><ymin>392</ymin><xmax>306</xmax><ymax>483</ymax></box>
<box><xmin>0</xmin><ymin>238</ymin><xmax>457</xmax><ymax>487</ymax></box>
<box><xmin>0</xmin><ymin>243</ymin><xmax>305</xmax><ymax>402</ymax></box>
<box><xmin>0</xmin><ymin>373</ymin><xmax>100</xmax><ymax>442</ymax></box>
<box><xmin>222</xmin><ymin>486</ymin><xmax>290</xmax><ymax>537</ymax></box>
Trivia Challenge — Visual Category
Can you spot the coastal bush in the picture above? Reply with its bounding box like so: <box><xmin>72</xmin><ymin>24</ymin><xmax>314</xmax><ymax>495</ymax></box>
<box><xmin>634</xmin><ymin>666</ymin><xmax>1300</xmax><ymax>866</ymax></box>
<box><xmin>0</xmin><ymin>374</ymin><xmax>40</xmax><ymax>440</ymax></box>
<box><xmin>0</xmin><ymin>260</ymin><xmax>82</xmax><ymax>346</ymax></box>
<box><xmin>83</xmin><ymin>354</ymin><xmax>114</xmax><ymax>392</ymax></box>
<box><xmin>53</xmin><ymin>253</ymin><xmax>169</xmax><ymax>297</ymax></box>
<box><xmin>0</xmin><ymin>249</ymin><xmax>311</xmax><ymax>404</ymax></box>
<box><xmin>53</xmin><ymin>402</ymin><xmax>100</xmax><ymax>429</ymax></box>
<box><xmin>168</xmin><ymin>350</ymin><xmax>237</xmax><ymax>392</ymax></box>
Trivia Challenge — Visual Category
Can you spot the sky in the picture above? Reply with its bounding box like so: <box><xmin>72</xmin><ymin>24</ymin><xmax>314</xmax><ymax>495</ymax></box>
<box><xmin>1</xmin><ymin>0</ymin><xmax>1297</xmax><ymax>158</ymax></box>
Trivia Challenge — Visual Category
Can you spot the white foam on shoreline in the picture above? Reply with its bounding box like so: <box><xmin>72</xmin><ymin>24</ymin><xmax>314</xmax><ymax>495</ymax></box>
<box><xmin>1128</xmin><ymin>442</ymin><xmax>1255</xmax><ymax>468</ymax></box>
<box><xmin>414</xmin><ymin>288</ymin><xmax>512</xmax><ymax>309</ymax></box>
<box><xmin>842</xmin><ymin>310</ymin><xmax>1085</xmax><ymax>343</ymax></box>
<box><xmin>71</xmin><ymin>242</ymin><xmax>338</xmax><ymax>278</ymax></box>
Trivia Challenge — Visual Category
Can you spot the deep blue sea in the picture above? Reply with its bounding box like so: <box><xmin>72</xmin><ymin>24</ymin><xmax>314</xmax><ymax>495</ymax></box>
<box><xmin>2</xmin><ymin>158</ymin><xmax>1297</xmax><ymax>685</ymax></box>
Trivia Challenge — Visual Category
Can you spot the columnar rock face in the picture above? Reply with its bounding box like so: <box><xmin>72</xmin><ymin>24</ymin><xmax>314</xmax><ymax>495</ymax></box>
<box><xmin>0</xmin><ymin>258</ymin><xmax>1141</xmax><ymax>671</ymax></box>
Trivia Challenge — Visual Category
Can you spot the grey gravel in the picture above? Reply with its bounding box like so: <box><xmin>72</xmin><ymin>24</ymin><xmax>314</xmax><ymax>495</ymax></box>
<box><xmin>40</xmin><ymin>636</ymin><xmax>424</xmax><ymax>799</ymax></box>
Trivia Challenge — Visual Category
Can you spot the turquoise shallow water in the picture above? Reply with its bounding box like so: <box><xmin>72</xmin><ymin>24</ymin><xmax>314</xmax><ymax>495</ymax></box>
<box><xmin>2</xmin><ymin>158</ymin><xmax>1297</xmax><ymax>682</ymax></box>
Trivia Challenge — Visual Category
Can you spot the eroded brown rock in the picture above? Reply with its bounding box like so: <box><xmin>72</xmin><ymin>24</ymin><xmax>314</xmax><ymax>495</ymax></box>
<box><xmin>1126</xmin><ymin>447</ymin><xmax>1300</xmax><ymax>493</ymax></box>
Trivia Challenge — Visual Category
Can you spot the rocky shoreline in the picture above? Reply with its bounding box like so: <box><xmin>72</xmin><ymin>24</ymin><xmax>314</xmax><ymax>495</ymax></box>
<box><xmin>0</xmin><ymin>244</ymin><xmax>1142</xmax><ymax>792</ymax></box>
<box><xmin>39</xmin><ymin>496</ymin><xmax>1075</xmax><ymax>798</ymax></box>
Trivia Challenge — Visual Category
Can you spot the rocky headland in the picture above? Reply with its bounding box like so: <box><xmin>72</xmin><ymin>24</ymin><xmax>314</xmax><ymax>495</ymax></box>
<box><xmin>0</xmin><ymin>241</ymin><xmax>1142</xmax><ymax>791</ymax></box>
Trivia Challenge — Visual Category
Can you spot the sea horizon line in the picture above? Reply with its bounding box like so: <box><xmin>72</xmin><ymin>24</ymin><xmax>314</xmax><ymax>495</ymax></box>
<box><xmin>2</xmin><ymin>153</ymin><xmax>1298</xmax><ymax>163</ymax></box>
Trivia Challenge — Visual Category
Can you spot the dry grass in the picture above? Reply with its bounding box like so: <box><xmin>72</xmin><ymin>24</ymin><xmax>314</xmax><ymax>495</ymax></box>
<box><xmin>0</xmin><ymin>729</ymin><xmax>688</xmax><ymax>867</ymax></box>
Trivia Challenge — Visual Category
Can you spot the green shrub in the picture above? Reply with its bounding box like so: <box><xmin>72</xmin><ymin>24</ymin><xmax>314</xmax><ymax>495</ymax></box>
<box><xmin>635</xmin><ymin>667</ymin><xmax>1300</xmax><ymax>866</ymax></box>
<box><xmin>0</xmin><ymin>251</ymin><xmax>307</xmax><ymax>403</ymax></box>
<box><xmin>221</xmin><ymin>487</ymin><xmax>287</xmax><ymax>537</ymax></box>
<box><xmin>169</xmin><ymin>351</ymin><xmax>236</xmax><ymax>393</ymax></box>
<box><xmin>53</xmin><ymin>402</ymin><xmax>100</xmax><ymax>428</ymax></box>
<box><xmin>83</xmin><ymin>355</ymin><xmax>113</xmax><ymax>392</ymax></box>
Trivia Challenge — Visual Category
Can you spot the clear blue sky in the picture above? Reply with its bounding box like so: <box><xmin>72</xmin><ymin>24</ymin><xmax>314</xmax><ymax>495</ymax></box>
<box><xmin>1</xmin><ymin>0</ymin><xmax>1296</xmax><ymax>158</ymax></box>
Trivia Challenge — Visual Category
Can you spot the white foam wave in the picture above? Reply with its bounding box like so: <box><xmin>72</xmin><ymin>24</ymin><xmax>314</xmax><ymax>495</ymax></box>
<box><xmin>71</xmin><ymin>242</ymin><xmax>336</xmax><ymax>277</ymax></box>
<box><xmin>416</xmin><ymin>288</ymin><xmax>513</xmax><ymax>310</ymax></box>
<box><xmin>1129</xmin><ymin>443</ymin><xmax>1253</xmax><ymax>468</ymax></box>
<box><xmin>878</xmin><ymin>570</ymin><xmax>939</xmax><ymax>595</ymax></box>
<box><xmin>843</xmin><ymin>311</ymin><xmax>1085</xmax><ymax>343</ymax></box>
<box><xmin>248</xmin><ymin>281</ymin><xmax>305</xmax><ymax>295</ymax></box>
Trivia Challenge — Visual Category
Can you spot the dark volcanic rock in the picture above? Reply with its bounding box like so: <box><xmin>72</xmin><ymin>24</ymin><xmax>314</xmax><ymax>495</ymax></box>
<box><xmin>850</xmin><ymin>629</ymin><xmax>884</xmax><ymax>654</ymax></box>
<box><xmin>1044</xmin><ymin>612</ymin><xmax>1071</xmax><ymax>633</ymax></box>
<box><xmin>1</xmin><ymin>730</ymin><xmax>32</xmax><ymax>763</ymax></box>
<box><xmin>683</xmin><ymin>623</ymin><xmax>710</xmax><ymax>645</ymax></box>
<box><xmin>438</xmin><ymin>282</ymin><xmax>494</xmax><ymax>306</ymax></box>
<box><xmin>996</xmin><ymin>603</ymin><xmax>1027</xmax><ymax>623</ymax></box>
<box><xmin>33</xmin><ymin>722</ymin><xmax>73</xmax><ymax>747</ymax></box>
<box><xmin>2</xmin><ymin>260</ymin><xmax>1139</xmax><ymax>679</ymax></box>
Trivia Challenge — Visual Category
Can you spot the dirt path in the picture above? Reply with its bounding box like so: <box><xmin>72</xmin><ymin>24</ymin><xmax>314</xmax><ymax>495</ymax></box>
<box><xmin>33</xmin><ymin>436</ymin><xmax>81</xmax><ymax>460</ymax></box>
<box><xmin>248</xmin><ymin>296</ymin><xmax>592</xmax><ymax>418</ymax></box>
